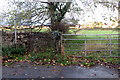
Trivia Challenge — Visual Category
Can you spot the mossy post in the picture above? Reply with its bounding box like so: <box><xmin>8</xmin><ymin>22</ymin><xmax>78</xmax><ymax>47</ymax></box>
<box><xmin>52</xmin><ymin>30</ymin><xmax>62</xmax><ymax>54</ymax></box>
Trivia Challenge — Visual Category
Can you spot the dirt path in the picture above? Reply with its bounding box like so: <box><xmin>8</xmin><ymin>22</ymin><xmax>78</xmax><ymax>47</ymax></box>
<box><xmin>2</xmin><ymin>62</ymin><xmax>119</xmax><ymax>78</ymax></box>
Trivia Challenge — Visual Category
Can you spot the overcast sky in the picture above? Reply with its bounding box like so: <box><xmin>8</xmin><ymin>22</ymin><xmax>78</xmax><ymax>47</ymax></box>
<box><xmin>0</xmin><ymin>0</ymin><xmax>7</xmax><ymax>13</ymax></box>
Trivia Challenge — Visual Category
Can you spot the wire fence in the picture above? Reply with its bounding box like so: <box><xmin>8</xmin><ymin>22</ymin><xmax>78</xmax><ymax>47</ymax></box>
<box><xmin>62</xmin><ymin>34</ymin><xmax>120</xmax><ymax>57</ymax></box>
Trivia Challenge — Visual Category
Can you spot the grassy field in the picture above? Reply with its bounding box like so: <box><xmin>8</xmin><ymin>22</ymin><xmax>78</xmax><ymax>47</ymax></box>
<box><xmin>74</xmin><ymin>30</ymin><xmax>118</xmax><ymax>34</ymax></box>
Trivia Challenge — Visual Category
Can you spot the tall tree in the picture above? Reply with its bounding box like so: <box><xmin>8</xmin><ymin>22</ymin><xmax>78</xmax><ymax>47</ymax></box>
<box><xmin>3</xmin><ymin>1</ymin><xmax>72</xmax><ymax>32</ymax></box>
<box><xmin>47</xmin><ymin>2</ymin><xmax>71</xmax><ymax>30</ymax></box>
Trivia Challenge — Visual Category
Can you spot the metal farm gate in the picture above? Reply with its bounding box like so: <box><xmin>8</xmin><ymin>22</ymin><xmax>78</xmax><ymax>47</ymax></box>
<box><xmin>62</xmin><ymin>34</ymin><xmax>120</xmax><ymax>57</ymax></box>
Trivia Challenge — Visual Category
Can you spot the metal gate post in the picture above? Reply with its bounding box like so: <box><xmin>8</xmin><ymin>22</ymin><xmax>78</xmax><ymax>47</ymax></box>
<box><xmin>85</xmin><ymin>35</ymin><xmax>87</xmax><ymax>56</ymax></box>
<box><xmin>14</xmin><ymin>15</ymin><xmax>17</xmax><ymax>44</ymax></box>
<box><xmin>109</xmin><ymin>34</ymin><xmax>112</xmax><ymax>56</ymax></box>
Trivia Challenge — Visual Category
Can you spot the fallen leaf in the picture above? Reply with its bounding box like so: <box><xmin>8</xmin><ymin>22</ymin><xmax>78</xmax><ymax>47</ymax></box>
<box><xmin>42</xmin><ymin>77</ymin><xmax>45</xmax><ymax>78</ymax></box>
<box><xmin>90</xmin><ymin>73</ymin><xmax>96</xmax><ymax>77</ymax></box>
<box><xmin>61</xmin><ymin>76</ymin><xmax>64</xmax><ymax>78</ymax></box>
<box><xmin>34</xmin><ymin>67</ymin><xmax>37</xmax><ymax>69</ymax></box>
<box><xmin>12</xmin><ymin>72</ymin><xmax>17</xmax><ymax>75</ymax></box>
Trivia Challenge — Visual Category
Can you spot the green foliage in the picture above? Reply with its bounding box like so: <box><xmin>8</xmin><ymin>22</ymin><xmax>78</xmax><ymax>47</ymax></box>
<box><xmin>81</xmin><ymin>62</ymin><xmax>95</xmax><ymax>66</ymax></box>
<box><xmin>17</xmin><ymin>56</ymin><xmax>26</xmax><ymax>61</ymax></box>
<box><xmin>103</xmin><ymin>57</ymin><xmax>119</xmax><ymax>64</ymax></box>
<box><xmin>28</xmin><ymin>51</ymin><xmax>55</xmax><ymax>62</ymax></box>
<box><xmin>4</xmin><ymin>62</ymin><xmax>14</xmax><ymax>66</ymax></box>
<box><xmin>55</xmin><ymin>55</ymin><xmax>71</xmax><ymax>65</ymax></box>
<box><xmin>2</xmin><ymin>45</ymin><xmax>26</xmax><ymax>57</ymax></box>
<box><xmin>28</xmin><ymin>52</ymin><xmax>72</xmax><ymax>65</ymax></box>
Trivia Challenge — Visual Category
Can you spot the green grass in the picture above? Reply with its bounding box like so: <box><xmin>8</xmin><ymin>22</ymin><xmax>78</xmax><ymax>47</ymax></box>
<box><xmin>1</xmin><ymin>28</ymin><xmax>50</xmax><ymax>33</ymax></box>
<box><xmin>32</xmin><ymin>28</ymin><xmax>50</xmax><ymax>32</ymax></box>
<box><xmin>69</xmin><ymin>29</ymin><xmax>118</xmax><ymax>34</ymax></box>
<box><xmin>67</xmin><ymin>29</ymin><xmax>118</xmax><ymax>39</ymax></box>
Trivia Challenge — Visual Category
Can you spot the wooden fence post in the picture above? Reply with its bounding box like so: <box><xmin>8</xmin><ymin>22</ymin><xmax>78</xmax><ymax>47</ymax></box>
<box><xmin>60</xmin><ymin>34</ymin><xmax>65</xmax><ymax>56</ymax></box>
<box><xmin>60</xmin><ymin>34</ymin><xmax>62</xmax><ymax>53</ymax></box>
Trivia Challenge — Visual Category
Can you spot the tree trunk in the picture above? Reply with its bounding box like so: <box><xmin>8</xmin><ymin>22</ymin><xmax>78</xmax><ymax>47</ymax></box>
<box><xmin>48</xmin><ymin>2</ymin><xmax>71</xmax><ymax>31</ymax></box>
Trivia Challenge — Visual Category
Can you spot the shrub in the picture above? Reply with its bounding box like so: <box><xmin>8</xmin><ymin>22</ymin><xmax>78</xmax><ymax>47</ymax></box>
<box><xmin>2</xmin><ymin>44</ymin><xmax>26</xmax><ymax>57</ymax></box>
<box><xmin>51</xmin><ymin>22</ymin><xmax>69</xmax><ymax>33</ymax></box>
